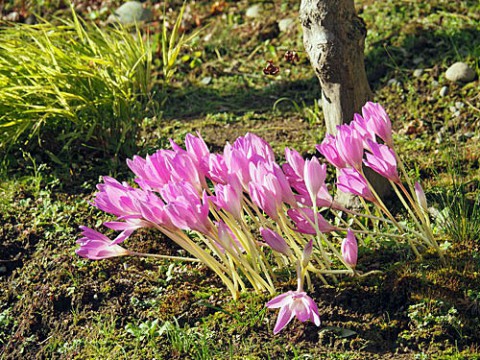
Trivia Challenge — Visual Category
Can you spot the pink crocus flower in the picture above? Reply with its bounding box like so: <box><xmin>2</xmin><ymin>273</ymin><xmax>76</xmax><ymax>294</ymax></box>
<box><xmin>260</xmin><ymin>227</ymin><xmax>292</xmax><ymax>256</ymax></box>
<box><xmin>76</xmin><ymin>226</ymin><xmax>131</xmax><ymax>260</ymax></box>
<box><xmin>351</xmin><ymin>113</ymin><xmax>376</xmax><ymax>147</ymax></box>
<box><xmin>215</xmin><ymin>221</ymin><xmax>245</xmax><ymax>254</ymax></box>
<box><xmin>287</xmin><ymin>208</ymin><xmax>337</xmax><ymax>234</ymax></box>
<box><xmin>414</xmin><ymin>181</ymin><xmax>428</xmax><ymax>212</ymax></box>
<box><xmin>161</xmin><ymin>182</ymin><xmax>212</xmax><ymax>235</ymax></box>
<box><xmin>316</xmin><ymin>134</ymin><xmax>347</xmax><ymax>169</ymax></box>
<box><xmin>93</xmin><ymin>176</ymin><xmax>143</xmax><ymax>217</ymax></box>
<box><xmin>207</xmin><ymin>153</ymin><xmax>228</xmax><ymax>184</ymax></box>
<box><xmin>232</xmin><ymin>132</ymin><xmax>275</xmax><ymax>164</ymax></box>
<box><xmin>266</xmin><ymin>290</ymin><xmax>321</xmax><ymax>334</ymax></box>
<box><xmin>248</xmin><ymin>163</ymin><xmax>284</xmax><ymax>220</ymax></box>
<box><xmin>304</xmin><ymin>157</ymin><xmax>327</xmax><ymax>205</ymax></box>
<box><xmin>335</xmin><ymin>124</ymin><xmax>364</xmax><ymax>170</ymax></box>
<box><xmin>341</xmin><ymin>230</ymin><xmax>358</xmax><ymax>268</ymax></box>
<box><xmin>301</xmin><ymin>239</ymin><xmax>314</xmax><ymax>267</ymax></box>
<box><xmin>364</xmin><ymin>140</ymin><xmax>400</xmax><ymax>183</ymax></box>
<box><xmin>103</xmin><ymin>216</ymin><xmax>150</xmax><ymax>245</ymax></box>
<box><xmin>283</xmin><ymin>147</ymin><xmax>306</xmax><ymax>192</ymax></box>
<box><xmin>337</xmin><ymin>168</ymin><xmax>376</xmax><ymax>203</ymax></box>
<box><xmin>184</xmin><ymin>133</ymin><xmax>210</xmax><ymax>172</ymax></box>
<box><xmin>213</xmin><ymin>181</ymin><xmax>243</xmax><ymax>220</ymax></box>
<box><xmin>362</xmin><ymin>102</ymin><xmax>393</xmax><ymax>147</ymax></box>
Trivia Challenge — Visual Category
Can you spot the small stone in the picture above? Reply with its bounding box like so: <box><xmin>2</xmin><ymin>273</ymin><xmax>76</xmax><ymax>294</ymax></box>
<box><xmin>246</xmin><ymin>4</ymin><xmax>262</xmax><ymax>18</ymax></box>
<box><xmin>200</xmin><ymin>76</ymin><xmax>212</xmax><ymax>85</ymax></box>
<box><xmin>108</xmin><ymin>1</ymin><xmax>152</xmax><ymax>25</ymax></box>
<box><xmin>5</xmin><ymin>11</ymin><xmax>20</xmax><ymax>22</ymax></box>
<box><xmin>435</xmin><ymin>133</ymin><xmax>443</xmax><ymax>144</ymax></box>
<box><xmin>0</xmin><ymin>265</ymin><xmax>6</xmax><ymax>274</ymax></box>
<box><xmin>439</xmin><ymin>86</ymin><xmax>449</xmax><ymax>97</ymax></box>
<box><xmin>278</xmin><ymin>18</ymin><xmax>295</xmax><ymax>32</ymax></box>
<box><xmin>431</xmin><ymin>80</ymin><xmax>439</xmax><ymax>87</ymax></box>
<box><xmin>455</xmin><ymin>101</ymin><xmax>465</xmax><ymax>109</ymax></box>
<box><xmin>413</xmin><ymin>57</ymin><xmax>424</xmax><ymax>65</ymax></box>
<box><xmin>387</xmin><ymin>78</ymin><xmax>400</xmax><ymax>87</ymax></box>
<box><xmin>413</xmin><ymin>69</ymin><xmax>424</xmax><ymax>78</ymax></box>
<box><xmin>445</xmin><ymin>62</ymin><xmax>476</xmax><ymax>83</ymax></box>
<box><xmin>464</xmin><ymin>132</ymin><xmax>475</xmax><ymax>139</ymax></box>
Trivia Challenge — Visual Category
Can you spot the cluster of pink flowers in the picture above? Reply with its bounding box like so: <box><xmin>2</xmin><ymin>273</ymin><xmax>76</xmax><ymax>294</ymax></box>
<box><xmin>77</xmin><ymin>102</ymin><xmax>438</xmax><ymax>334</ymax></box>
<box><xmin>317</xmin><ymin>102</ymin><xmax>399</xmax><ymax>202</ymax></box>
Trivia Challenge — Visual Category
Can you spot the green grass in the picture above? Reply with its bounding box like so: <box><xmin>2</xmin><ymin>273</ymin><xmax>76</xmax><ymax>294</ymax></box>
<box><xmin>0</xmin><ymin>8</ymin><xmax>153</xmax><ymax>163</ymax></box>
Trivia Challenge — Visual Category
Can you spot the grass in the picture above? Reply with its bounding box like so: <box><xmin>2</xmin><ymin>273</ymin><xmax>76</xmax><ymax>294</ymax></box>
<box><xmin>0</xmin><ymin>8</ymin><xmax>153</xmax><ymax>164</ymax></box>
<box><xmin>0</xmin><ymin>0</ymin><xmax>479</xmax><ymax>359</ymax></box>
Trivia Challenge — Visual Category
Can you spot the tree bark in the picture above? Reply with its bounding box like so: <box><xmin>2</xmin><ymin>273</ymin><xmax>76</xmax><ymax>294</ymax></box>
<box><xmin>300</xmin><ymin>0</ymin><xmax>390</xmax><ymax>201</ymax></box>
<box><xmin>300</xmin><ymin>0</ymin><xmax>371</xmax><ymax>131</ymax></box>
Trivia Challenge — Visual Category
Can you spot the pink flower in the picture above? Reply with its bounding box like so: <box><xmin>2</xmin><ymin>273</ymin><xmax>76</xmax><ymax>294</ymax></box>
<box><xmin>207</xmin><ymin>153</ymin><xmax>228</xmax><ymax>184</ymax></box>
<box><xmin>260</xmin><ymin>227</ymin><xmax>291</xmax><ymax>256</ymax></box>
<box><xmin>364</xmin><ymin>140</ymin><xmax>400</xmax><ymax>183</ymax></box>
<box><xmin>302</xmin><ymin>239</ymin><xmax>313</xmax><ymax>267</ymax></box>
<box><xmin>316</xmin><ymin>134</ymin><xmax>347</xmax><ymax>169</ymax></box>
<box><xmin>414</xmin><ymin>182</ymin><xmax>428</xmax><ymax>212</ymax></box>
<box><xmin>304</xmin><ymin>157</ymin><xmax>327</xmax><ymax>204</ymax></box>
<box><xmin>248</xmin><ymin>163</ymin><xmax>285</xmax><ymax>220</ymax></box>
<box><xmin>93</xmin><ymin>176</ymin><xmax>143</xmax><ymax>217</ymax></box>
<box><xmin>184</xmin><ymin>133</ymin><xmax>210</xmax><ymax>171</ymax></box>
<box><xmin>161</xmin><ymin>182</ymin><xmax>212</xmax><ymax>235</ymax></box>
<box><xmin>216</xmin><ymin>221</ymin><xmax>245</xmax><ymax>254</ymax></box>
<box><xmin>341</xmin><ymin>230</ymin><xmax>358</xmax><ymax>268</ymax></box>
<box><xmin>76</xmin><ymin>226</ymin><xmax>130</xmax><ymax>260</ymax></box>
<box><xmin>103</xmin><ymin>216</ymin><xmax>150</xmax><ymax>245</ymax></box>
<box><xmin>351</xmin><ymin>113</ymin><xmax>376</xmax><ymax>147</ymax></box>
<box><xmin>337</xmin><ymin>168</ymin><xmax>376</xmax><ymax>202</ymax></box>
<box><xmin>266</xmin><ymin>291</ymin><xmax>321</xmax><ymax>334</ymax></box>
<box><xmin>287</xmin><ymin>208</ymin><xmax>337</xmax><ymax>234</ymax></box>
<box><xmin>335</xmin><ymin>124</ymin><xmax>364</xmax><ymax>170</ymax></box>
<box><xmin>361</xmin><ymin>102</ymin><xmax>393</xmax><ymax>147</ymax></box>
<box><xmin>213</xmin><ymin>181</ymin><xmax>243</xmax><ymax>220</ymax></box>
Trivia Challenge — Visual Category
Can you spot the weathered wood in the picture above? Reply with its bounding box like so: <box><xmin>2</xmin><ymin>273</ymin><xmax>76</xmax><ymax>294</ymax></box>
<box><xmin>300</xmin><ymin>0</ymin><xmax>371</xmax><ymax>132</ymax></box>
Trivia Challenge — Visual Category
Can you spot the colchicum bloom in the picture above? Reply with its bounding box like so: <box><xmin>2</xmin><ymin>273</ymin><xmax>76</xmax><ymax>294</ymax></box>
<box><xmin>287</xmin><ymin>208</ymin><xmax>337</xmax><ymax>234</ymax></box>
<box><xmin>266</xmin><ymin>290</ymin><xmax>321</xmax><ymax>334</ymax></box>
<box><xmin>260</xmin><ymin>227</ymin><xmax>292</xmax><ymax>256</ymax></box>
<box><xmin>341</xmin><ymin>230</ymin><xmax>358</xmax><ymax>268</ymax></box>
<box><xmin>337</xmin><ymin>168</ymin><xmax>376</xmax><ymax>203</ymax></box>
<box><xmin>335</xmin><ymin>124</ymin><xmax>364</xmax><ymax>170</ymax></box>
<box><xmin>76</xmin><ymin>226</ymin><xmax>131</xmax><ymax>260</ymax></box>
<box><xmin>414</xmin><ymin>181</ymin><xmax>428</xmax><ymax>212</ymax></box>
<box><xmin>361</xmin><ymin>101</ymin><xmax>393</xmax><ymax>147</ymax></box>
<box><xmin>364</xmin><ymin>140</ymin><xmax>400</xmax><ymax>183</ymax></box>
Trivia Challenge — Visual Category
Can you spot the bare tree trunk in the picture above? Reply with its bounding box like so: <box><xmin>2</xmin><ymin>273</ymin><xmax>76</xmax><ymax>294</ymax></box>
<box><xmin>300</xmin><ymin>0</ymin><xmax>371</xmax><ymax>131</ymax></box>
<box><xmin>300</xmin><ymin>0</ymin><xmax>390</xmax><ymax>202</ymax></box>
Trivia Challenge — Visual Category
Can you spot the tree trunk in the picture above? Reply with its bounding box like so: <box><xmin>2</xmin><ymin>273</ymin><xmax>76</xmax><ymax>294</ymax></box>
<box><xmin>300</xmin><ymin>0</ymin><xmax>390</xmax><ymax>201</ymax></box>
<box><xmin>300</xmin><ymin>0</ymin><xmax>371</xmax><ymax>131</ymax></box>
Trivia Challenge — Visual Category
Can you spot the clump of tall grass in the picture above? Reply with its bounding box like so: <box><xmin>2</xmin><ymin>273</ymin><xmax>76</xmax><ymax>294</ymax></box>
<box><xmin>436</xmin><ymin>184</ymin><xmax>480</xmax><ymax>244</ymax></box>
<box><xmin>0</xmin><ymin>10</ymin><xmax>153</xmax><ymax>161</ymax></box>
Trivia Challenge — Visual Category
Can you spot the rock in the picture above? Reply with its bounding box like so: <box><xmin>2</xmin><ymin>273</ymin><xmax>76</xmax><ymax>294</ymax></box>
<box><xmin>387</xmin><ymin>78</ymin><xmax>400</xmax><ymax>87</ymax></box>
<box><xmin>413</xmin><ymin>69</ymin><xmax>424</xmax><ymax>78</ymax></box>
<box><xmin>0</xmin><ymin>265</ymin><xmax>6</xmax><ymax>274</ymax></box>
<box><xmin>5</xmin><ymin>11</ymin><xmax>20</xmax><ymax>22</ymax></box>
<box><xmin>108</xmin><ymin>1</ymin><xmax>152</xmax><ymax>25</ymax></box>
<box><xmin>413</xmin><ymin>57</ymin><xmax>424</xmax><ymax>65</ymax></box>
<box><xmin>439</xmin><ymin>86</ymin><xmax>448</xmax><ymax>97</ymax></box>
<box><xmin>200</xmin><ymin>76</ymin><xmax>212</xmax><ymax>85</ymax></box>
<box><xmin>278</xmin><ymin>18</ymin><xmax>294</xmax><ymax>32</ymax></box>
<box><xmin>246</xmin><ymin>4</ymin><xmax>262</xmax><ymax>18</ymax></box>
<box><xmin>445</xmin><ymin>62</ymin><xmax>476</xmax><ymax>83</ymax></box>
<box><xmin>431</xmin><ymin>80</ymin><xmax>439</xmax><ymax>87</ymax></box>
